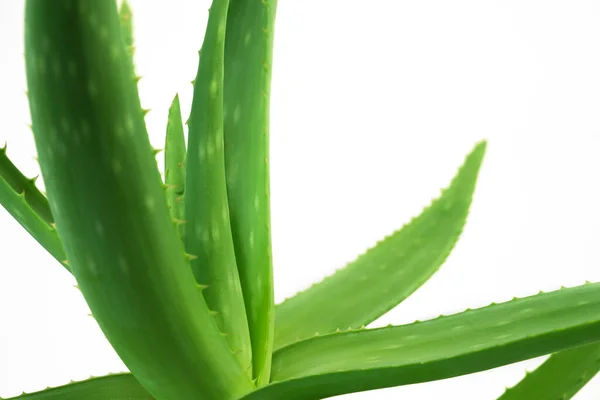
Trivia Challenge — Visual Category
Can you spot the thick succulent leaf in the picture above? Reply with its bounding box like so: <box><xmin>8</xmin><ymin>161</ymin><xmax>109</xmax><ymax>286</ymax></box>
<box><xmin>2</xmin><ymin>374</ymin><xmax>151</xmax><ymax>400</ymax></box>
<box><xmin>274</xmin><ymin>141</ymin><xmax>487</xmax><ymax>350</ymax></box>
<box><xmin>184</xmin><ymin>0</ymin><xmax>253</xmax><ymax>373</ymax></box>
<box><xmin>24</xmin><ymin>1</ymin><xmax>253</xmax><ymax>399</ymax></box>
<box><xmin>164</xmin><ymin>94</ymin><xmax>186</xmax><ymax>238</ymax></box>
<box><xmin>0</xmin><ymin>146</ymin><xmax>66</xmax><ymax>269</ymax></box>
<box><xmin>242</xmin><ymin>283</ymin><xmax>600</xmax><ymax>400</ymax></box>
<box><xmin>497</xmin><ymin>342</ymin><xmax>600</xmax><ymax>400</ymax></box>
<box><xmin>223</xmin><ymin>0</ymin><xmax>279</xmax><ymax>384</ymax></box>
<box><xmin>0</xmin><ymin>144</ymin><xmax>53</xmax><ymax>224</ymax></box>
<box><xmin>118</xmin><ymin>0</ymin><xmax>134</xmax><ymax>61</ymax></box>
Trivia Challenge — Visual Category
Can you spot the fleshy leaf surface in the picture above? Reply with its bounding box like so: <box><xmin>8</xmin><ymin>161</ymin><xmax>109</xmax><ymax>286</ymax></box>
<box><xmin>0</xmin><ymin>146</ymin><xmax>66</xmax><ymax>268</ymax></box>
<box><xmin>497</xmin><ymin>342</ymin><xmax>600</xmax><ymax>400</ymax></box>
<box><xmin>274</xmin><ymin>141</ymin><xmax>487</xmax><ymax>350</ymax></box>
<box><xmin>0</xmin><ymin>144</ymin><xmax>53</xmax><ymax>224</ymax></box>
<box><xmin>223</xmin><ymin>0</ymin><xmax>278</xmax><ymax>385</ymax></box>
<box><xmin>24</xmin><ymin>1</ymin><xmax>253</xmax><ymax>399</ymax></box>
<box><xmin>164</xmin><ymin>94</ymin><xmax>186</xmax><ymax>238</ymax></box>
<box><xmin>2</xmin><ymin>374</ymin><xmax>151</xmax><ymax>400</ymax></box>
<box><xmin>243</xmin><ymin>283</ymin><xmax>600</xmax><ymax>400</ymax></box>
<box><xmin>184</xmin><ymin>0</ymin><xmax>253</xmax><ymax>373</ymax></box>
<box><xmin>118</xmin><ymin>0</ymin><xmax>135</xmax><ymax>63</ymax></box>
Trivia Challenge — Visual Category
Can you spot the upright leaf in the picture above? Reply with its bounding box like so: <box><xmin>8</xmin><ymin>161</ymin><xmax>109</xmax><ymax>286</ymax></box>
<box><xmin>118</xmin><ymin>0</ymin><xmax>135</xmax><ymax>63</ymax></box>
<box><xmin>224</xmin><ymin>0</ymin><xmax>278</xmax><ymax>385</ymax></box>
<box><xmin>184</xmin><ymin>0</ymin><xmax>253</xmax><ymax>374</ymax></box>
<box><xmin>497</xmin><ymin>341</ymin><xmax>600</xmax><ymax>400</ymax></box>
<box><xmin>244</xmin><ymin>283</ymin><xmax>600</xmax><ymax>400</ymax></box>
<box><xmin>164</xmin><ymin>94</ymin><xmax>186</xmax><ymax>238</ymax></box>
<box><xmin>24</xmin><ymin>1</ymin><xmax>253</xmax><ymax>399</ymax></box>
<box><xmin>274</xmin><ymin>141</ymin><xmax>486</xmax><ymax>349</ymax></box>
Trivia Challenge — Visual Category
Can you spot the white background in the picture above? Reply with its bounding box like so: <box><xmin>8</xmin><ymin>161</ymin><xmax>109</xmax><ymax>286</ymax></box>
<box><xmin>1</xmin><ymin>0</ymin><xmax>600</xmax><ymax>399</ymax></box>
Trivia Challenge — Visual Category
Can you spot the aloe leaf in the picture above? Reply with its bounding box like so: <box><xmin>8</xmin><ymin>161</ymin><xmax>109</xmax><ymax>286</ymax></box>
<box><xmin>164</xmin><ymin>94</ymin><xmax>186</xmax><ymax>238</ymax></box>
<box><xmin>0</xmin><ymin>144</ymin><xmax>53</xmax><ymax>224</ymax></box>
<box><xmin>24</xmin><ymin>1</ymin><xmax>253</xmax><ymax>399</ymax></box>
<box><xmin>2</xmin><ymin>374</ymin><xmax>151</xmax><ymax>400</ymax></box>
<box><xmin>0</xmin><ymin>146</ymin><xmax>66</xmax><ymax>269</ymax></box>
<box><xmin>497</xmin><ymin>342</ymin><xmax>600</xmax><ymax>400</ymax></box>
<box><xmin>118</xmin><ymin>0</ymin><xmax>139</xmax><ymax>86</ymax></box>
<box><xmin>118</xmin><ymin>0</ymin><xmax>134</xmax><ymax>62</ymax></box>
<box><xmin>223</xmin><ymin>0</ymin><xmax>278</xmax><ymax>386</ymax></box>
<box><xmin>184</xmin><ymin>0</ymin><xmax>253</xmax><ymax>374</ymax></box>
<box><xmin>274</xmin><ymin>140</ymin><xmax>487</xmax><ymax>350</ymax></box>
<box><xmin>242</xmin><ymin>283</ymin><xmax>600</xmax><ymax>400</ymax></box>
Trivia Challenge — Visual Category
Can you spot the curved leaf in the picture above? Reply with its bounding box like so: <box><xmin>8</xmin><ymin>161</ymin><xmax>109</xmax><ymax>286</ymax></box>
<box><xmin>243</xmin><ymin>283</ymin><xmax>600</xmax><ymax>400</ymax></box>
<box><xmin>3</xmin><ymin>374</ymin><xmax>151</xmax><ymax>400</ymax></box>
<box><xmin>497</xmin><ymin>342</ymin><xmax>600</xmax><ymax>400</ymax></box>
<box><xmin>24</xmin><ymin>1</ymin><xmax>253</xmax><ymax>399</ymax></box>
<box><xmin>0</xmin><ymin>144</ymin><xmax>53</xmax><ymax>224</ymax></box>
<box><xmin>274</xmin><ymin>141</ymin><xmax>487</xmax><ymax>350</ymax></box>
<box><xmin>0</xmin><ymin>147</ymin><xmax>66</xmax><ymax>269</ymax></box>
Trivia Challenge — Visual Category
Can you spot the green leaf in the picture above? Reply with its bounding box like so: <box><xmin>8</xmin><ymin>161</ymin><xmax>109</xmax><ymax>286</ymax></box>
<box><xmin>243</xmin><ymin>283</ymin><xmax>600</xmax><ymax>400</ymax></box>
<box><xmin>184</xmin><ymin>0</ymin><xmax>253</xmax><ymax>375</ymax></box>
<box><xmin>24</xmin><ymin>1</ymin><xmax>253</xmax><ymax>399</ymax></box>
<box><xmin>2</xmin><ymin>374</ymin><xmax>151</xmax><ymax>400</ymax></box>
<box><xmin>118</xmin><ymin>0</ymin><xmax>135</xmax><ymax>63</ymax></box>
<box><xmin>223</xmin><ymin>0</ymin><xmax>278</xmax><ymax>385</ymax></box>
<box><xmin>0</xmin><ymin>144</ymin><xmax>53</xmax><ymax>224</ymax></box>
<box><xmin>274</xmin><ymin>140</ymin><xmax>487</xmax><ymax>350</ymax></box>
<box><xmin>497</xmin><ymin>342</ymin><xmax>600</xmax><ymax>400</ymax></box>
<box><xmin>164</xmin><ymin>94</ymin><xmax>186</xmax><ymax>238</ymax></box>
<box><xmin>0</xmin><ymin>145</ymin><xmax>67</xmax><ymax>269</ymax></box>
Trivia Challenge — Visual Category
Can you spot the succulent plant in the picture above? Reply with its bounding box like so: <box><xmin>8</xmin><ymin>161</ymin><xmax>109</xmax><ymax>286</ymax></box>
<box><xmin>1</xmin><ymin>1</ymin><xmax>600</xmax><ymax>399</ymax></box>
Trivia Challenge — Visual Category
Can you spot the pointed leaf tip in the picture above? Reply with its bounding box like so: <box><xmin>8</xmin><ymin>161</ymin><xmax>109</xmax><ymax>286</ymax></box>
<box><xmin>274</xmin><ymin>140</ymin><xmax>488</xmax><ymax>349</ymax></box>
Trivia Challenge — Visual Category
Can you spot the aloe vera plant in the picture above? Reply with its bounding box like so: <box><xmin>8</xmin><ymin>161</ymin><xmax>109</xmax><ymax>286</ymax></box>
<box><xmin>2</xmin><ymin>1</ymin><xmax>600</xmax><ymax>399</ymax></box>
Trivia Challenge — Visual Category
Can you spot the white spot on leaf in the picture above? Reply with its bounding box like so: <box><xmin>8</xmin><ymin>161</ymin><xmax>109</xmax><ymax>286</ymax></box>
<box><xmin>206</xmin><ymin>138</ymin><xmax>214</xmax><ymax>158</ymax></box>
<box><xmin>111</xmin><ymin>158</ymin><xmax>122</xmax><ymax>173</ymax></box>
<box><xmin>87</xmin><ymin>81</ymin><xmax>97</xmax><ymax>98</ymax></box>
<box><xmin>95</xmin><ymin>221</ymin><xmax>104</xmax><ymax>236</ymax></box>
<box><xmin>125</xmin><ymin>115</ymin><xmax>135</xmax><ymax>135</ymax></box>
<box><xmin>222</xmin><ymin>206</ymin><xmax>228</xmax><ymax>222</ymax></box>
<box><xmin>254</xmin><ymin>194</ymin><xmax>260</xmax><ymax>211</ymax></box>
<box><xmin>209</xmin><ymin>79</ymin><xmax>218</xmax><ymax>97</ymax></box>
<box><xmin>145</xmin><ymin>196</ymin><xmax>155</xmax><ymax>210</ymax></box>
<box><xmin>118</xmin><ymin>255</ymin><xmax>129</xmax><ymax>274</ymax></box>
<box><xmin>212</xmin><ymin>225</ymin><xmax>220</xmax><ymax>241</ymax></box>
<box><xmin>233</xmin><ymin>105</ymin><xmax>241</xmax><ymax>125</ymax></box>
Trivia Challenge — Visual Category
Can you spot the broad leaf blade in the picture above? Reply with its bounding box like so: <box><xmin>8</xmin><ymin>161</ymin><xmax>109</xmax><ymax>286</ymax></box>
<box><xmin>24</xmin><ymin>1</ymin><xmax>252</xmax><ymax>399</ymax></box>
<box><xmin>3</xmin><ymin>374</ymin><xmax>151</xmax><ymax>400</ymax></box>
<box><xmin>274</xmin><ymin>141</ymin><xmax>487</xmax><ymax>350</ymax></box>
<box><xmin>497</xmin><ymin>342</ymin><xmax>600</xmax><ymax>400</ymax></box>
<box><xmin>224</xmin><ymin>0</ymin><xmax>278</xmax><ymax>385</ymax></box>
<box><xmin>244</xmin><ymin>283</ymin><xmax>600</xmax><ymax>400</ymax></box>
<box><xmin>184</xmin><ymin>0</ymin><xmax>253</xmax><ymax>374</ymax></box>
<box><xmin>164</xmin><ymin>94</ymin><xmax>186</xmax><ymax>238</ymax></box>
